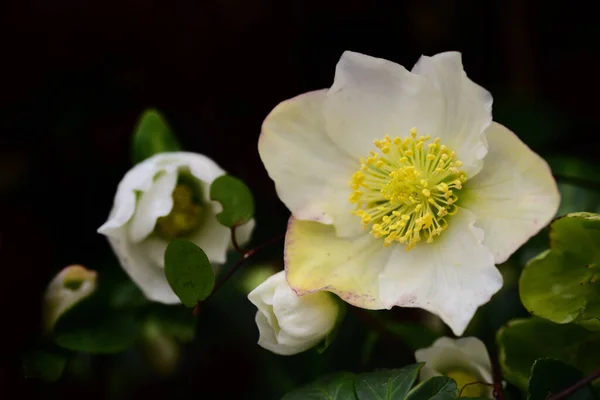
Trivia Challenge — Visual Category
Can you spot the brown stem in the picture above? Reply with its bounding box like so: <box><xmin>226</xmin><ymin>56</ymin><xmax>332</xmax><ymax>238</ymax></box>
<box><xmin>196</xmin><ymin>231</ymin><xmax>286</xmax><ymax>311</ymax></box>
<box><xmin>491</xmin><ymin>352</ymin><xmax>505</xmax><ymax>400</ymax></box>
<box><xmin>230</xmin><ymin>224</ymin><xmax>244</xmax><ymax>254</ymax></box>
<box><xmin>547</xmin><ymin>368</ymin><xmax>600</xmax><ymax>400</ymax></box>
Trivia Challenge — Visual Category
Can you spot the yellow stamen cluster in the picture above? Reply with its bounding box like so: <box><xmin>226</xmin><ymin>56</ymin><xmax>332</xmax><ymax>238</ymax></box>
<box><xmin>155</xmin><ymin>183</ymin><xmax>204</xmax><ymax>239</ymax></box>
<box><xmin>349</xmin><ymin>128</ymin><xmax>467</xmax><ymax>251</ymax></box>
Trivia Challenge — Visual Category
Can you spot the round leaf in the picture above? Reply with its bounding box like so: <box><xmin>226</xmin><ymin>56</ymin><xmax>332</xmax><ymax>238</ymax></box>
<box><xmin>528</xmin><ymin>358</ymin><xmax>597</xmax><ymax>400</ymax></box>
<box><xmin>209</xmin><ymin>175</ymin><xmax>254</xmax><ymax>227</ymax></box>
<box><xmin>131</xmin><ymin>108</ymin><xmax>181</xmax><ymax>164</ymax></box>
<box><xmin>520</xmin><ymin>213</ymin><xmax>600</xmax><ymax>324</ymax></box>
<box><xmin>497</xmin><ymin>317</ymin><xmax>600</xmax><ymax>390</ymax></box>
<box><xmin>164</xmin><ymin>239</ymin><xmax>215</xmax><ymax>307</ymax></box>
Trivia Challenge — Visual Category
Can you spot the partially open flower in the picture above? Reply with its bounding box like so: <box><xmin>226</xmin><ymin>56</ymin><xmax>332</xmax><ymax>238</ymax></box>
<box><xmin>248</xmin><ymin>271</ymin><xmax>340</xmax><ymax>355</ymax></box>
<box><xmin>98</xmin><ymin>152</ymin><xmax>254</xmax><ymax>303</ymax></box>
<box><xmin>43</xmin><ymin>265</ymin><xmax>97</xmax><ymax>332</ymax></box>
<box><xmin>415</xmin><ymin>337</ymin><xmax>493</xmax><ymax>398</ymax></box>
<box><xmin>259</xmin><ymin>51</ymin><xmax>560</xmax><ymax>335</ymax></box>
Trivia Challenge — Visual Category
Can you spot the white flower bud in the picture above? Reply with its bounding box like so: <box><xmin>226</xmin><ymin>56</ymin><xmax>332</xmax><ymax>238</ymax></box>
<box><xmin>98</xmin><ymin>152</ymin><xmax>254</xmax><ymax>304</ymax></box>
<box><xmin>43</xmin><ymin>265</ymin><xmax>97</xmax><ymax>332</ymax></box>
<box><xmin>415</xmin><ymin>337</ymin><xmax>493</xmax><ymax>398</ymax></box>
<box><xmin>248</xmin><ymin>271</ymin><xmax>339</xmax><ymax>355</ymax></box>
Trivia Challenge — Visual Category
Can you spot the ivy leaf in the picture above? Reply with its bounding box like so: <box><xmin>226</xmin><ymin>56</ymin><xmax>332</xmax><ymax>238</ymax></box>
<box><xmin>520</xmin><ymin>213</ymin><xmax>600</xmax><ymax>325</ymax></box>
<box><xmin>210</xmin><ymin>175</ymin><xmax>254</xmax><ymax>227</ymax></box>
<box><xmin>528</xmin><ymin>358</ymin><xmax>597</xmax><ymax>400</ymax></box>
<box><xmin>53</xmin><ymin>303</ymin><xmax>141</xmax><ymax>354</ymax></box>
<box><xmin>131</xmin><ymin>108</ymin><xmax>181</xmax><ymax>164</ymax></box>
<box><xmin>22</xmin><ymin>348</ymin><xmax>67</xmax><ymax>382</ymax></box>
<box><xmin>405</xmin><ymin>377</ymin><xmax>458</xmax><ymax>400</ymax></box>
<box><xmin>164</xmin><ymin>239</ymin><xmax>215</xmax><ymax>308</ymax></box>
<box><xmin>281</xmin><ymin>372</ymin><xmax>356</xmax><ymax>400</ymax></box>
<box><xmin>354</xmin><ymin>364</ymin><xmax>423</xmax><ymax>400</ymax></box>
<box><xmin>497</xmin><ymin>317</ymin><xmax>600</xmax><ymax>390</ymax></box>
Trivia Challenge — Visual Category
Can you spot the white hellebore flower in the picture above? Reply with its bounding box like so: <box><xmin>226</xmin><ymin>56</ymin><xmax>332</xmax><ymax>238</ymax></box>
<box><xmin>259</xmin><ymin>51</ymin><xmax>560</xmax><ymax>335</ymax></box>
<box><xmin>248</xmin><ymin>270</ymin><xmax>340</xmax><ymax>355</ymax></box>
<box><xmin>98</xmin><ymin>152</ymin><xmax>254</xmax><ymax>304</ymax></box>
<box><xmin>43</xmin><ymin>265</ymin><xmax>97</xmax><ymax>332</ymax></box>
<box><xmin>415</xmin><ymin>337</ymin><xmax>493</xmax><ymax>398</ymax></box>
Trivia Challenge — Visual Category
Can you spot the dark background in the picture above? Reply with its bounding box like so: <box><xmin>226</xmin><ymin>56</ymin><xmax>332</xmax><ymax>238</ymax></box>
<box><xmin>1</xmin><ymin>0</ymin><xmax>598</xmax><ymax>398</ymax></box>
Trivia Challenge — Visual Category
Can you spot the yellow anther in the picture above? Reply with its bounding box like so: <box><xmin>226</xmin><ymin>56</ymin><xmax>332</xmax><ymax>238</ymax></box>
<box><xmin>348</xmin><ymin>128</ymin><xmax>467</xmax><ymax>251</ymax></box>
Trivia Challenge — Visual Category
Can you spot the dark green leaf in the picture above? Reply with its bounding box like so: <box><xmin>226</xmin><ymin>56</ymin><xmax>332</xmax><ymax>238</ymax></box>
<box><xmin>528</xmin><ymin>358</ymin><xmax>597</xmax><ymax>400</ymax></box>
<box><xmin>131</xmin><ymin>108</ymin><xmax>181</xmax><ymax>164</ymax></box>
<box><xmin>22</xmin><ymin>349</ymin><xmax>67</xmax><ymax>382</ymax></box>
<box><xmin>164</xmin><ymin>239</ymin><xmax>215</xmax><ymax>307</ymax></box>
<box><xmin>53</xmin><ymin>304</ymin><xmax>141</xmax><ymax>354</ymax></box>
<box><xmin>405</xmin><ymin>377</ymin><xmax>458</xmax><ymax>400</ymax></box>
<box><xmin>497</xmin><ymin>317</ymin><xmax>600</xmax><ymax>390</ymax></box>
<box><xmin>209</xmin><ymin>175</ymin><xmax>254</xmax><ymax>227</ymax></box>
<box><xmin>354</xmin><ymin>364</ymin><xmax>423</xmax><ymax>400</ymax></box>
<box><xmin>281</xmin><ymin>372</ymin><xmax>357</xmax><ymax>400</ymax></box>
<box><xmin>520</xmin><ymin>212</ymin><xmax>600</xmax><ymax>325</ymax></box>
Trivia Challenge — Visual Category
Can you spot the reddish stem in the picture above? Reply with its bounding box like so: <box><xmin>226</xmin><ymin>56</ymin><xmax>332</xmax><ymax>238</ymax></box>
<box><xmin>547</xmin><ymin>368</ymin><xmax>600</xmax><ymax>400</ymax></box>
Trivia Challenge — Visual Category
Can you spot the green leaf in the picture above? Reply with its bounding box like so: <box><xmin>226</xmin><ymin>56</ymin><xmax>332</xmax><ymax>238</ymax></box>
<box><xmin>354</xmin><ymin>364</ymin><xmax>423</xmax><ymax>400</ymax></box>
<box><xmin>209</xmin><ymin>175</ymin><xmax>254</xmax><ymax>227</ymax></box>
<box><xmin>520</xmin><ymin>213</ymin><xmax>600</xmax><ymax>325</ymax></box>
<box><xmin>22</xmin><ymin>349</ymin><xmax>67</xmax><ymax>382</ymax></box>
<box><xmin>164</xmin><ymin>239</ymin><xmax>215</xmax><ymax>308</ymax></box>
<box><xmin>53</xmin><ymin>304</ymin><xmax>141</xmax><ymax>354</ymax></box>
<box><xmin>131</xmin><ymin>108</ymin><xmax>181</xmax><ymax>164</ymax></box>
<box><xmin>528</xmin><ymin>358</ymin><xmax>597</xmax><ymax>400</ymax></box>
<box><xmin>497</xmin><ymin>317</ymin><xmax>600</xmax><ymax>390</ymax></box>
<box><xmin>405</xmin><ymin>377</ymin><xmax>458</xmax><ymax>400</ymax></box>
<box><xmin>281</xmin><ymin>372</ymin><xmax>357</xmax><ymax>400</ymax></box>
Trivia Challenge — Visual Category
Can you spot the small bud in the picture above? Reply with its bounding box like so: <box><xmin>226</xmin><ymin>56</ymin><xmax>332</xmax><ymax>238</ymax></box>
<box><xmin>248</xmin><ymin>271</ymin><xmax>340</xmax><ymax>355</ymax></box>
<box><xmin>43</xmin><ymin>265</ymin><xmax>97</xmax><ymax>333</ymax></box>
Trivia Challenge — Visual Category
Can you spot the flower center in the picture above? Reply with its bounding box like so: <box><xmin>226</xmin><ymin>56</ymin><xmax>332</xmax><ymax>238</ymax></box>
<box><xmin>155</xmin><ymin>180</ymin><xmax>205</xmax><ymax>240</ymax></box>
<box><xmin>349</xmin><ymin>128</ymin><xmax>467</xmax><ymax>251</ymax></box>
<box><xmin>445</xmin><ymin>369</ymin><xmax>486</xmax><ymax>398</ymax></box>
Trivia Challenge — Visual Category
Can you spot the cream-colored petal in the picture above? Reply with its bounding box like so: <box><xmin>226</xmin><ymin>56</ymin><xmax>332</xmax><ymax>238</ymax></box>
<box><xmin>411</xmin><ymin>52</ymin><xmax>492</xmax><ymax>177</ymax></box>
<box><xmin>233</xmin><ymin>219</ymin><xmax>256</xmax><ymax>248</ymax></box>
<box><xmin>285</xmin><ymin>217</ymin><xmax>390</xmax><ymax>309</ymax></box>
<box><xmin>378</xmin><ymin>209</ymin><xmax>502</xmax><ymax>336</ymax></box>
<box><xmin>324</xmin><ymin>51</ymin><xmax>444</xmax><ymax>160</ymax></box>
<box><xmin>128</xmin><ymin>170</ymin><xmax>178</xmax><ymax>243</ymax></box>
<box><xmin>259</xmin><ymin>89</ymin><xmax>361</xmax><ymax>236</ymax></box>
<box><xmin>187</xmin><ymin>212</ymin><xmax>231</xmax><ymax>264</ymax></box>
<box><xmin>462</xmin><ymin>122</ymin><xmax>560</xmax><ymax>264</ymax></box>
<box><xmin>104</xmin><ymin>228</ymin><xmax>180</xmax><ymax>304</ymax></box>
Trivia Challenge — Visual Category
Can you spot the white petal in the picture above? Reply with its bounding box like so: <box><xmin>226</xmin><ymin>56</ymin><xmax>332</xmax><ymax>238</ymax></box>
<box><xmin>232</xmin><ymin>218</ymin><xmax>256</xmax><ymax>248</ymax></box>
<box><xmin>128</xmin><ymin>170</ymin><xmax>178</xmax><ymax>243</ymax></box>
<box><xmin>248</xmin><ymin>270</ymin><xmax>282</xmax><ymax>327</ymax></box>
<box><xmin>272</xmin><ymin>279</ymin><xmax>337</xmax><ymax>340</ymax></box>
<box><xmin>104</xmin><ymin>228</ymin><xmax>180</xmax><ymax>304</ymax></box>
<box><xmin>254</xmin><ymin>312</ymin><xmax>308</xmax><ymax>356</ymax></box>
<box><xmin>378</xmin><ymin>209</ymin><xmax>503</xmax><ymax>336</ymax></box>
<box><xmin>187</xmin><ymin>212</ymin><xmax>231</xmax><ymax>264</ymax></box>
<box><xmin>411</xmin><ymin>52</ymin><xmax>492</xmax><ymax>177</ymax></box>
<box><xmin>324</xmin><ymin>51</ymin><xmax>444</xmax><ymax>160</ymax></box>
<box><xmin>462</xmin><ymin>122</ymin><xmax>560</xmax><ymax>264</ymax></box>
<box><xmin>285</xmin><ymin>217</ymin><xmax>389</xmax><ymax>309</ymax></box>
<box><xmin>259</xmin><ymin>89</ymin><xmax>362</xmax><ymax>236</ymax></box>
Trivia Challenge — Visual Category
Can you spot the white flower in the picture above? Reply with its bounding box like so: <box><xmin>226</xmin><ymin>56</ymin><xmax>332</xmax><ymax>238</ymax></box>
<box><xmin>248</xmin><ymin>270</ymin><xmax>340</xmax><ymax>355</ymax></box>
<box><xmin>415</xmin><ymin>337</ymin><xmax>493</xmax><ymax>398</ymax></box>
<box><xmin>98</xmin><ymin>152</ymin><xmax>254</xmax><ymax>304</ymax></box>
<box><xmin>258</xmin><ymin>51</ymin><xmax>560</xmax><ymax>335</ymax></box>
<box><xmin>43</xmin><ymin>265</ymin><xmax>97</xmax><ymax>332</ymax></box>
